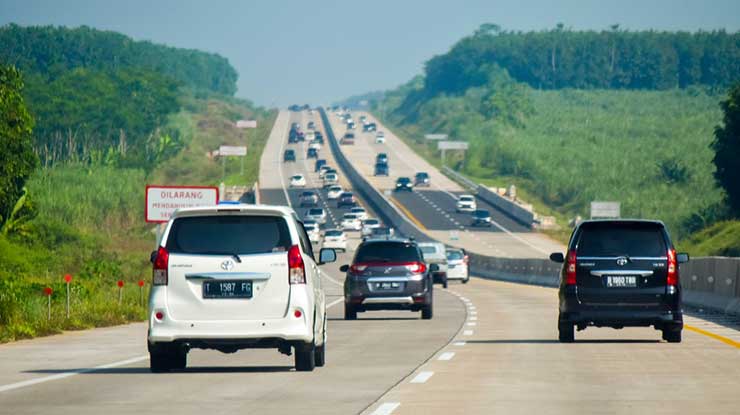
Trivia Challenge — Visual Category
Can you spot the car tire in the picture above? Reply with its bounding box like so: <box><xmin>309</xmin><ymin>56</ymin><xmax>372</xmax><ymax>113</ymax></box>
<box><xmin>662</xmin><ymin>328</ymin><xmax>682</xmax><ymax>343</ymax></box>
<box><xmin>462</xmin><ymin>276</ymin><xmax>469</xmax><ymax>284</ymax></box>
<box><xmin>344</xmin><ymin>304</ymin><xmax>357</xmax><ymax>320</ymax></box>
<box><xmin>295</xmin><ymin>342</ymin><xmax>316</xmax><ymax>372</ymax></box>
<box><xmin>149</xmin><ymin>351</ymin><xmax>171</xmax><ymax>373</ymax></box>
<box><xmin>314</xmin><ymin>343</ymin><xmax>326</xmax><ymax>367</ymax></box>
<box><xmin>149</xmin><ymin>344</ymin><xmax>186</xmax><ymax>373</ymax></box>
<box><xmin>558</xmin><ymin>321</ymin><xmax>575</xmax><ymax>343</ymax></box>
<box><xmin>421</xmin><ymin>303</ymin><xmax>433</xmax><ymax>320</ymax></box>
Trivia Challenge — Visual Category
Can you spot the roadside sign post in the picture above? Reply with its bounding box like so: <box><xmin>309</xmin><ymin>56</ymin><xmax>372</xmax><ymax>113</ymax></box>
<box><xmin>43</xmin><ymin>287</ymin><xmax>53</xmax><ymax>320</ymax></box>
<box><xmin>64</xmin><ymin>274</ymin><xmax>72</xmax><ymax>318</ymax></box>
<box><xmin>217</xmin><ymin>145</ymin><xmax>248</xmax><ymax>181</ymax></box>
<box><xmin>590</xmin><ymin>201</ymin><xmax>621</xmax><ymax>219</ymax></box>
<box><xmin>145</xmin><ymin>185</ymin><xmax>220</xmax><ymax>224</ymax></box>
<box><xmin>138</xmin><ymin>280</ymin><xmax>145</xmax><ymax>307</ymax></box>
<box><xmin>117</xmin><ymin>280</ymin><xmax>124</xmax><ymax>305</ymax></box>
<box><xmin>437</xmin><ymin>141</ymin><xmax>469</xmax><ymax>166</ymax></box>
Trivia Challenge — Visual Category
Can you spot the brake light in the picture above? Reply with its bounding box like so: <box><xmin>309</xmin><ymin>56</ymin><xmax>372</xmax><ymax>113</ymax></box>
<box><xmin>405</xmin><ymin>262</ymin><xmax>427</xmax><ymax>274</ymax></box>
<box><xmin>566</xmin><ymin>250</ymin><xmax>577</xmax><ymax>285</ymax></box>
<box><xmin>288</xmin><ymin>245</ymin><xmax>306</xmax><ymax>284</ymax></box>
<box><xmin>667</xmin><ymin>248</ymin><xmax>678</xmax><ymax>286</ymax></box>
<box><xmin>152</xmin><ymin>246</ymin><xmax>169</xmax><ymax>286</ymax></box>
<box><xmin>349</xmin><ymin>264</ymin><xmax>368</xmax><ymax>274</ymax></box>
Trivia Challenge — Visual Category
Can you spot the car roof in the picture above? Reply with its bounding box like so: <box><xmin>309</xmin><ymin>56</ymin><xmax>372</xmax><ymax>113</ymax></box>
<box><xmin>577</xmin><ymin>219</ymin><xmax>665</xmax><ymax>227</ymax></box>
<box><xmin>171</xmin><ymin>204</ymin><xmax>295</xmax><ymax>219</ymax></box>
<box><xmin>361</xmin><ymin>237</ymin><xmax>414</xmax><ymax>245</ymax></box>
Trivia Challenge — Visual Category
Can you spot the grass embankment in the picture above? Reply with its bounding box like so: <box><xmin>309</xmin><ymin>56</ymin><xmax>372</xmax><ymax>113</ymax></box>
<box><xmin>0</xmin><ymin>96</ymin><xmax>276</xmax><ymax>343</ymax></box>
<box><xmin>377</xmin><ymin>89</ymin><xmax>724</xmax><ymax>247</ymax></box>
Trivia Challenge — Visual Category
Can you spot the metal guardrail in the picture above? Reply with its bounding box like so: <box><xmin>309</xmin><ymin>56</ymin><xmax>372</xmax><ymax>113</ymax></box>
<box><xmin>442</xmin><ymin>166</ymin><xmax>479</xmax><ymax>191</ymax></box>
<box><xmin>320</xmin><ymin>109</ymin><xmax>740</xmax><ymax>316</ymax></box>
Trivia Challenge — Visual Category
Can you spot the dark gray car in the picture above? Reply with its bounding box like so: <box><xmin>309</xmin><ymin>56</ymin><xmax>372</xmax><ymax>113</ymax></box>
<box><xmin>341</xmin><ymin>239</ymin><xmax>434</xmax><ymax>320</ymax></box>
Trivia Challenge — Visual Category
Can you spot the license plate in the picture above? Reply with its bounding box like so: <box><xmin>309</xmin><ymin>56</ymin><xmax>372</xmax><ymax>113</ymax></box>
<box><xmin>606</xmin><ymin>276</ymin><xmax>637</xmax><ymax>288</ymax></box>
<box><xmin>375</xmin><ymin>282</ymin><xmax>400</xmax><ymax>290</ymax></box>
<box><xmin>448</xmin><ymin>264</ymin><xmax>456</xmax><ymax>269</ymax></box>
<box><xmin>203</xmin><ymin>280</ymin><xmax>252</xmax><ymax>299</ymax></box>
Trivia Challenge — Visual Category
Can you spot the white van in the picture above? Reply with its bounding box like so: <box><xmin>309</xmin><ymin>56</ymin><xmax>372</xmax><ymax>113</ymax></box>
<box><xmin>147</xmin><ymin>204</ymin><xmax>336</xmax><ymax>372</ymax></box>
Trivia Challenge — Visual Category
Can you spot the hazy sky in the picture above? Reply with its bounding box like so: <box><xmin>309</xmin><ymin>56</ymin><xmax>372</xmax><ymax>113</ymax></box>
<box><xmin>2</xmin><ymin>0</ymin><xmax>739</xmax><ymax>107</ymax></box>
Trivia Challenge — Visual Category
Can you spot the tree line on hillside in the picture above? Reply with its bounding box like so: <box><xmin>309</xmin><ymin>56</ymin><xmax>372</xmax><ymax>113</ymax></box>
<box><xmin>423</xmin><ymin>24</ymin><xmax>740</xmax><ymax>97</ymax></box>
<box><xmin>0</xmin><ymin>24</ymin><xmax>238</xmax><ymax>95</ymax></box>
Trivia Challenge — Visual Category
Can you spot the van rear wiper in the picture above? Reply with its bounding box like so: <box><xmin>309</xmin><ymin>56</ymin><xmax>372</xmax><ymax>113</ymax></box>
<box><xmin>201</xmin><ymin>251</ymin><xmax>242</xmax><ymax>263</ymax></box>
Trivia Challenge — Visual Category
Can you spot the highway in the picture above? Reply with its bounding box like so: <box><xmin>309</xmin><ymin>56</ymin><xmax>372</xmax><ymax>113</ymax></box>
<box><xmin>1</xmin><ymin>110</ymin><xmax>739</xmax><ymax>415</ymax></box>
<box><xmin>324</xmin><ymin>111</ymin><xmax>565</xmax><ymax>258</ymax></box>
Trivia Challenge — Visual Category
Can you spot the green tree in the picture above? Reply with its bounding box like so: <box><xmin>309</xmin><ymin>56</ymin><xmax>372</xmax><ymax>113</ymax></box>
<box><xmin>0</xmin><ymin>65</ymin><xmax>38</xmax><ymax>228</ymax></box>
<box><xmin>712</xmin><ymin>82</ymin><xmax>740</xmax><ymax>215</ymax></box>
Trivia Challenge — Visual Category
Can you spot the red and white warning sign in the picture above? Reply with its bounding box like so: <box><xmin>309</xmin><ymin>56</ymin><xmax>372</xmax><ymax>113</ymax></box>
<box><xmin>145</xmin><ymin>185</ymin><xmax>219</xmax><ymax>223</ymax></box>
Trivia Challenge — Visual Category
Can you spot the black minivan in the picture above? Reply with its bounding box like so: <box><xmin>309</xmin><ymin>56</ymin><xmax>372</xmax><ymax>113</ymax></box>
<box><xmin>550</xmin><ymin>220</ymin><xmax>689</xmax><ymax>343</ymax></box>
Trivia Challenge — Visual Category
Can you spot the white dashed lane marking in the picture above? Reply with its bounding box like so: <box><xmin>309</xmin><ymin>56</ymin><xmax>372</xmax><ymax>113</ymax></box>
<box><xmin>438</xmin><ymin>352</ymin><xmax>455</xmax><ymax>361</ymax></box>
<box><xmin>410</xmin><ymin>371</ymin><xmax>435</xmax><ymax>384</ymax></box>
<box><xmin>371</xmin><ymin>402</ymin><xmax>401</xmax><ymax>415</ymax></box>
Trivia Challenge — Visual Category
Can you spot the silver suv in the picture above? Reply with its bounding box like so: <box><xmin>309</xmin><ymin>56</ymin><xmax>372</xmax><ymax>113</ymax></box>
<box><xmin>341</xmin><ymin>239</ymin><xmax>434</xmax><ymax>320</ymax></box>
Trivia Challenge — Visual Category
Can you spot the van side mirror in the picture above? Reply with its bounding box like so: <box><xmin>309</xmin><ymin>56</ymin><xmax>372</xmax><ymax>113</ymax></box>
<box><xmin>429</xmin><ymin>264</ymin><xmax>440</xmax><ymax>272</ymax></box>
<box><xmin>677</xmin><ymin>253</ymin><xmax>690</xmax><ymax>264</ymax></box>
<box><xmin>318</xmin><ymin>248</ymin><xmax>337</xmax><ymax>265</ymax></box>
<box><xmin>549</xmin><ymin>252</ymin><xmax>565</xmax><ymax>263</ymax></box>
<box><xmin>339</xmin><ymin>264</ymin><xmax>349</xmax><ymax>273</ymax></box>
<box><xmin>150</xmin><ymin>250</ymin><xmax>158</xmax><ymax>264</ymax></box>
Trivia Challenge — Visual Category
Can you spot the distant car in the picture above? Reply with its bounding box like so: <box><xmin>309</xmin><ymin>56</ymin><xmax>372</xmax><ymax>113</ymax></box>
<box><xmin>288</xmin><ymin>130</ymin><xmax>299</xmax><ymax>143</ymax></box>
<box><xmin>337</xmin><ymin>192</ymin><xmax>357</xmax><ymax>209</ymax></box>
<box><xmin>359</xmin><ymin>115</ymin><xmax>367</xmax><ymax>123</ymax></box>
<box><xmin>307</xmin><ymin>121</ymin><xmax>316</xmax><ymax>130</ymax></box>
<box><xmin>283</xmin><ymin>149</ymin><xmax>296</xmax><ymax>162</ymax></box>
<box><xmin>305</xmin><ymin>131</ymin><xmax>316</xmax><ymax>142</ymax></box>
<box><xmin>309</xmin><ymin>141</ymin><xmax>322</xmax><ymax>151</ymax></box>
<box><xmin>322</xmin><ymin>229</ymin><xmax>347</xmax><ymax>252</ymax></box>
<box><xmin>350</xmin><ymin>207</ymin><xmax>368</xmax><ymax>221</ymax></box>
<box><xmin>347</xmin><ymin>121</ymin><xmax>356</xmax><ymax>130</ymax></box>
<box><xmin>304</xmin><ymin>207</ymin><xmax>327</xmax><ymax>225</ymax></box>
<box><xmin>550</xmin><ymin>219</ymin><xmax>689</xmax><ymax>343</ymax></box>
<box><xmin>368</xmin><ymin>226</ymin><xmax>395</xmax><ymax>239</ymax></box>
<box><xmin>318</xmin><ymin>165</ymin><xmax>332</xmax><ymax>178</ymax></box>
<box><xmin>340</xmin><ymin>133</ymin><xmax>355</xmax><ymax>145</ymax></box>
<box><xmin>314</xmin><ymin>132</ymin><xmax>324</xmax><ymax>144</ymax></box>
<box><xmin>446</xmin><ymin>248</ymin><xmax>469</xmax><ymax>284</ymax></box>
<box><xmin>323</xmin><ymin>173</ymin><xmax>339</xmax><ymax>188</ymax></box>
<box><xmin>327</xmin><ymin>185</ymin><xmax>344</xmax><ymax>200</ymax></box>
<box><xmin>341</xmin><ymin>213</ymin><xmax>362</xmax><ymax>231</ymax></box>
<box><xmin>361</xmin><ymin>218</ymin><xmax>381</xmax><ymax>236</ymax></box>
<box><xmin>456</xmin><ymin>195</ymin><xmax>477</xmax><ymax>213</ymax></box>
<box><xmin>297</xmin><ymin>131</ymin><xmax>305</xmax><ymax>141</ymax></box>
<box><xmin>304</xmin><ymin>222</ymin><xmax>322</xmax><ymax>244</ymax></box>
<box><xmin>395</xmin><ymin>177</ymin><xmax>413</xmax><ymax>192</ymax></box>
<box><xmin>315</xmin><ymin>159</ymin><xmax>327</xmax><ymax>172</ymax></box>
<box><xmin>375</xmin><ymin>131</ymin><xmax>386</xmax><ymax>144</ymax></box>
<box><xmin>290</xmin><ymin>174</ymin><xmax>306</xmax><ymax>187</ymax></box>
<box><xmin>471</xmin><ymin>209</ymin><xmax>492</xmax><ymax>227</ymax></box>
<box><xmin>299</xmin><ymin>191</ymin><xmax>319</xmax><ymax>207</ymax></box>
<box><xmin>418</xmin><ymin>242</ymin><xmax>449</xmax><ymax>289</ymax></box>
<box><xmin>414</xmin><ymin>172</ymin><xmax>430</xmax><ymax>187</ymax></box>
<box><xmin>307</xmin><ymin>148</ymin><xmax>319</xmax><ymax>159</ymax></box>
<box><xmin>374</xmin><ymin>162</ymin><xmax>389</xmax><ymax>176</ymax></box>
<box><xmin>363</xmin><ymin>122</ymin><xmax>377</xmax><ymax>132</ymax></box>
<box><xmin>376</xmin><ymin>153</ymin><xmax>388</xmax><ymax>164</ymax></box>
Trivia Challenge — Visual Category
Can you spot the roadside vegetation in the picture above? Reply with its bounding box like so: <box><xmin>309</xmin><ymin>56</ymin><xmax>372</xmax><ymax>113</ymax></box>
<box><xmin>0</xmin><ymin>25</ymin><xmax>274</xmax><ymax>342</ymax></box>
<box><xmin>362</xmin><ymin>24</ymin><xmax>739</xmax><ymax>254</ymax></box>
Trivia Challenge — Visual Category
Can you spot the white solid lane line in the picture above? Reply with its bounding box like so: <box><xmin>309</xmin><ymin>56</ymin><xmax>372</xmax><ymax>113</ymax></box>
<box><xmin>438</xmin><ymin>352</ymin><xmax>455</xmax><ymax>361</ymax></box>
<box><xmin>410</xmin><ymin>371</ymin><xmax>435</xmax><ymax>384</ymax></box>
<box><xmin>321</xmin><ymin>270</ymin><xmax>344</xmax><ymax>287</ymax></box>
<box><xmin>326</xmin><ymin>297</ymin><xmax>343</xmax><ymax>309</ymax></box>
<box><xmin>0</xmin><ymin>355</ymin><xmax>148</xmax><ymax>394</ymax></box>
<box><xmin>371</xmin><ymin>402</ymin><xmax>401</xmax><ymax>415</ymax></box>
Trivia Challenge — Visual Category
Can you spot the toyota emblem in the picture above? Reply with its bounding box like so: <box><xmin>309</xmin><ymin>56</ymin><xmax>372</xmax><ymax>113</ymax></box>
<box><xmin>221</xmin><ymin>259</ymin><xmax>235</xmax><ymax>271</ymax></box>
<box><xmin>384</xmin><ymin>267</ymin><xmax>392</xmax><ymax>274</ymax></box>
<box><xmin>616</xmin><ymin>257</ymin><xmax>628</xmax><ymax>266</ymax></box>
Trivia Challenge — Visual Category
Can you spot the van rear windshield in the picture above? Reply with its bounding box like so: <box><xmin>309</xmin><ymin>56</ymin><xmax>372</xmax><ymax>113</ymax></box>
<box><xmin>355</xmin><ymin>242</ymin><xmax>420</xmax><ymax>262</ymax></box>
<box><xmin>577</xmin><ymin>223</ymin><xmax>666</xmax><ymax>257</ymax></box>
<box><xmin>166</xmin><ymin>215</ymin><xmax>291</xmax><ymax>255</ymax></box>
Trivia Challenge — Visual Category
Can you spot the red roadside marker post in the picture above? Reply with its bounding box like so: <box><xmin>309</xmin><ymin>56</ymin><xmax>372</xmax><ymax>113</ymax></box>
<box><xmin>43</xmin><ymin>287</ymin><xmax>53</xmax><ymax>320</ymax></box>
<box><xmin>117</xmin><ymin>280</ymin><xmax>124</xmax><ymax>305</ymax></box>
<box><xmin>64</xmin><ymin>274</ymin><xmax>72</xmax><ymax>318</ymax></box>
<box><xmin>138</xmin><ymin>280</ymin><xmax>145</xmax><ymax>306</ymax></box>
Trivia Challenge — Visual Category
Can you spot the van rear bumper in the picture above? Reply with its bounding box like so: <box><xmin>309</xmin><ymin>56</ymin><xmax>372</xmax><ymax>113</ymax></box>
<box><xmin>560</xmin><ymin>307</ymin><xmax>682</xmax><ymax>329</ymax></box>
<box><xmin>148</xmin><ymin>314</ymin><xmax>314</xmax><ymax>344</ymax></box>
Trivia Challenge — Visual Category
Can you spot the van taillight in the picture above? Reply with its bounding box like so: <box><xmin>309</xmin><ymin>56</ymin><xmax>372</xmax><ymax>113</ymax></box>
<box><xmin>566</xmin><ymin>250</ymin><xmax>577</xmax><ymax>285</ymax></box>
<box><xmin>288</xmin><ymin>245</ymin><xmax>306</xmax><ymax>284</ymax></box>
<box><xmin>405</xmin><ymin>262</ymin><xmax>427</xmax><ymax>274</ymax></box>
<box><xmin>667</xmin><ymin>248</ymin><xmax>678</xmax><ymax>286</ymax></box>
<box><xmin>349</xmin><ymin>264</ymin><xmax>368</xmax><ymax>275</ymax></box>
<box><xmin>152</xmin><ymin>246</ymin><xmax>169</xmax><ymax>286</ymax></box>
